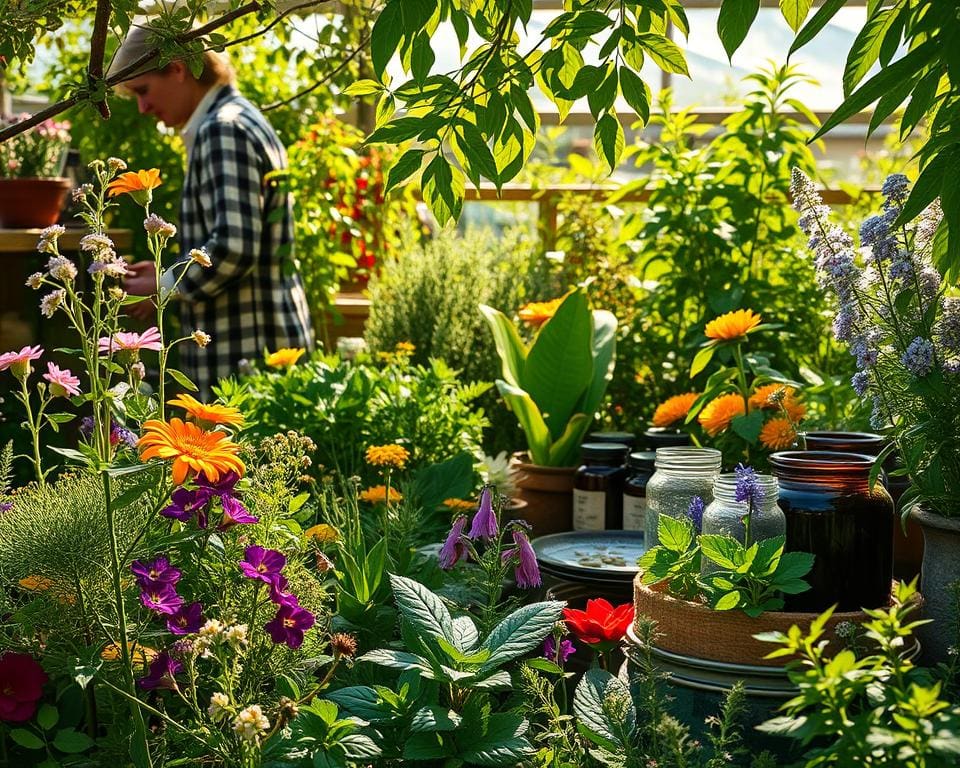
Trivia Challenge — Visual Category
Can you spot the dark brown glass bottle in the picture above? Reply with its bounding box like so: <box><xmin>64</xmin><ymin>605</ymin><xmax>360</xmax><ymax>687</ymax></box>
<box><xmin>573</xmin><ymin>443</ymin><xmax>629</xmax><ymax>531</ymax></box>
<box><xmin>623</xmin><ymin>451</ymin><xmax>656</xmax><ymax>532</ymax></box>
<box><xmin>770</xmin><ymin>451</ymin><xmax>893</xmax><ymax>612</ymax></box>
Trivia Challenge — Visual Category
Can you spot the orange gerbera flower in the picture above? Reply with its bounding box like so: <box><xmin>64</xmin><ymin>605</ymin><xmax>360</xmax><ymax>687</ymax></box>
<box><xmin>518</xmin><ymin>298</ymin><xmax>564</xmax><ymax>326</ymax></box>
<box><xmin>168</xmin><ymin>393</ymin><xmax>245</xmax><ymax>428</ymax></box>
<box><xmin>698</xmin><ymin>393</ymin><xmax>746</xmax><ymax>436</ymax></box>
<box><xmin>760</xmin><ymin>416</ymin><xmax>798</xmax><ymax>450</ymax></box>
<box><xmin>265</xmin><ymin>347</ymin><xmax>306</xmax><ymax>368</ymax></box>
<box><xmin>359</xmin><ymin>485</ymin><xmax>402</xmax><ymax>504</ymax></box>
<box><xmin>106</xmin><ymin>169</ymin><xmax>162</xmax><ymax>201</ymax></box>
<box><xmin>652</xmin><ymin>392</ymin><xmax>699</xmax><ymax>428</ymax></box>
<box><xmin>138</xmin><ymin>418</ymin><xmax>245</xmax><ymax>485</ymax></box>
<box><xmin>705</xmin><ymin>309</ymin><xmax>762</xmax><ymax>341</ymax></box>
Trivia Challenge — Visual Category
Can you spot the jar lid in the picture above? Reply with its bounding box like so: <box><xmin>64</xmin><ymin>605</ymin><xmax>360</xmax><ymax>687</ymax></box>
<box><xmin>713</xmin><ymin>473</ymin><xmax>779</xmax><ymax>503</ymax></box>
<box><xmin>588</xmin><ymin>431</ymin><xmax>636</xmax><ymax>446</ymax></box>
<box><xmin>769</xmin><ymin>450</ymin><xmax>879</xmax><ymax>481</ymax></box>
<box><xmin>643</xmin><ymin>428</ymin><xmax>693</xmax><ymax>449</ymax></box>
<box><xmin>627</xmin><ymin>451</ymin><xmax>657</xmax><ymax>469</ymax></box>
<box><xmin>654</xmin><ymin>446</ymin><xmax>722</xmax><ymax>471</ymax></box>
<box><xmin>580</xmin><ymin>442</ymin><xmax>630</xmax><ymax>461</ymax></box>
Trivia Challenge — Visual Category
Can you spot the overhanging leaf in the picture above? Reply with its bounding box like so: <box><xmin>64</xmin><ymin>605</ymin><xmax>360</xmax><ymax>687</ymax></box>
<box><xmin>480</xmin><ymin>601</ymin><xmax>565</xmax><ymax>672</ymax></box>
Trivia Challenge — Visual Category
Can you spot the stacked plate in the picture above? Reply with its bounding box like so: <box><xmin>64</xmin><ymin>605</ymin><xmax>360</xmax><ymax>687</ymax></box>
<box><xmin>531</xmin><ymin>530</ymin><xmax>647</xmax><ymax>588</ymax></box>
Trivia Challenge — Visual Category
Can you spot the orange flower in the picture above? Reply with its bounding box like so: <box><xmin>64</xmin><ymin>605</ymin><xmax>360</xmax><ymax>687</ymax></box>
<box><xmin>760</xmin><ymin>416</ymin><xmax>798</xmax><ymax>450</ymax></box>
<box><xmin>359</xmin><ymin>485</ymin><xmax>402</xmax><ymax>504</ymax></box>
<box><xmin>106</xmin><ymin>169</ymin><xmax>162</xmax><ymax>202</ymax></box>
<box><xmin>265</xmin><ymin>347</ymin><xmax>306</xmax><ymax>368</ymax></box>
<box><xmin>749</xmin><ymin>384</ymin><xmax>806</xmax><ymax>423</ymax></box>
<box><xmin>100</xmin><ymin>642</ymin><xmax>157</xmax><ymax>665</ymax></box>
<box><xmin>168</xmin><ymin>393</ymin><xmax>245</xmax><ymax>428</ymax></box>
<box><xmin>304</xmin><ymin>523</ymin><xmax>339</xmax><ymax>544</ymax></box>
<box><xmin>784</xmin><ymin>399</ymin><xmax>806</xmax><ymax>423</ymax></box>
<box><xmin>705</xmin><ymin>309</ymin><xmax>762</xmax><ymax>341</ymax></box>
<box><xmin>395</xmin><ymin>341</ymin><xmax>416</xmax><ymax>354</ymax></box>
<box><xmin>652</xmin><ymin>393</ymin><xmax>699</xmax><ymax>428</ymax></box>
<box><xmin>19</xmin><ymin>575</ymin><xmax>53</xmax><ymax>592</ymax></box>
<box><xmin>365</xmin><ymin>444</ymin><xmax>410</xmax><ymax>469</ymax></box>
<box><xmin>518</xmin><ymin>298</ymin><xmax>564</xmax><ymax>326</ymax></box>
<box><xmin>443</xmin><ymin>498</ymin><xmax>476</xmax><ymax>511</ymax></box>
<box><xmin>138</xmin><ymin>418</ymin><xmax>245</xmax><ymax>485</ymax></box>
<box><xmin>697</xmin><ymin>393</ymin><xmax>746</xmax><ymax>436</ymax></box>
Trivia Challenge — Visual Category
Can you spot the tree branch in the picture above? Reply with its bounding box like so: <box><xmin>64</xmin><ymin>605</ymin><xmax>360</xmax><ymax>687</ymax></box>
<box><xmin>88</xmin><ymin>0</ymin><xmax>113</xmax><ymax>119</ymax></box>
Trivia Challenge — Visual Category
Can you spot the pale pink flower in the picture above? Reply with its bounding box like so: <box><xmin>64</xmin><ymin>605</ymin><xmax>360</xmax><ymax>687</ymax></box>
<box><xmin>43</xmin><ymin>362</ymin><xmax>81</xmax><ymax>397</ymax></box>
<box><xmin>98</xmin><ymin>327</ymin><xmax>163</xmax><ymax>355</ymax></box>
<box><xmin>0</xmin><ymin>345</ymin><xmax>43</xmax><ymax>379</ymax></box>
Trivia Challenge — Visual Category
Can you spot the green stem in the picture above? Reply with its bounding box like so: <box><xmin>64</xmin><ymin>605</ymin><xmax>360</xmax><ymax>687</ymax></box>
<box><xmin>19</xmin><ymin>378</ymin><xmax>45</xmax><ymax>486</ymax></box>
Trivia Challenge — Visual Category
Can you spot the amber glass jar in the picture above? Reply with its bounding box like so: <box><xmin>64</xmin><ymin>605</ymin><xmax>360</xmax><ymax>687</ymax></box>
<box><xmin>770</xmin><ymin>451</ymin><xmax>893</xmax><ymax>612</ymax></box>
<box><xmin>623</xmin><ymin>451</ymin><xmax>656</xmax><ymax>532</ymax></box>
<box><xmin>573</xmin><ymin>443</ymin><xmax>629</xmax><ymax>530</ymax></box>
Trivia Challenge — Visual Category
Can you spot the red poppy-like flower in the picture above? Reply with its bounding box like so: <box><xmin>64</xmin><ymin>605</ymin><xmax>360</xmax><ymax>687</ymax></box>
<box><xmin>0</xmin><ymin>652</ymin><xmax>47</xmax><ymax>723</ymax></box>
<box><xmin>563</xmin><ymin>598</ymin><xmax>634</xmax><ymax>649</ymax></box>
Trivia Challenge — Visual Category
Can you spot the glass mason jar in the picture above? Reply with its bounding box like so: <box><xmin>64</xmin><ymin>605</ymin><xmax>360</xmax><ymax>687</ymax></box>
<box><xmin>770</xmin><ymin>451</ymin><xmax>894</xmax><ymax>612</ymax></box>
<box><xmin>701</xmin><ymin>474</ymin><xmax>785</xmax><ymax>575</ymax></box>
<box><xmin>645</xmin><ymin>447</ymin><xmax>722</xmax><ymax>547</ymax></box>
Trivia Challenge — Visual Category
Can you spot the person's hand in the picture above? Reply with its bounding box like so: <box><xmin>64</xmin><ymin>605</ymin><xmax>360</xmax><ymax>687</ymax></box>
<box><xmin>124</xmin><ymin>261</ymin><xmax>158</xmax><ymax>322</ymax></box>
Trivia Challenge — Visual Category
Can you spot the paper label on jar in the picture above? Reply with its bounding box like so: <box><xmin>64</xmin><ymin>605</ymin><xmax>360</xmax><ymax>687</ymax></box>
<box><xmin>623</xmin><ymin>495</ymin><xmax>646</xmax><ymax>531</ymax></box>
<box><xmin>573</xmin><ymin>489</ymin><xmax>605</xmax><ymax>530</ymax></box>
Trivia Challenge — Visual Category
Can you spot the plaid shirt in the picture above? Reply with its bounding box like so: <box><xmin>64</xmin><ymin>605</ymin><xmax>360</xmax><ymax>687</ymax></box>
<box><xmin>176</xmin><ymin>85</ymin><xmax>313</xmax><ymax>396</ymax></box>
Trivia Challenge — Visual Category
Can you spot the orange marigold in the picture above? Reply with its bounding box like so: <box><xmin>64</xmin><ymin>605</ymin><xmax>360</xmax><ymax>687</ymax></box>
<box><xmin>168</xmin><ymin>393</ymin><xmax>245</xmax><ymax>428</ymax></box>
<box><xmin>518</xmin><ymin>297</ymin><xmax>563</xmax><ymax>326</ymax></box>
<box><xmin>705</xmin><ymin>309</ymin><xmax>762</xmax><ymax>341</ymax></box>
<box><xmin>443</xmin><ymin>498</ymin><xmax>476</xmax><ymax>511</ymax></box>
<box><xmin>304</xmin><ymin>523</ymin><xmax>339</xmax><ymax>544</ymax></box>
<box><xmin>395</xmin><ymin>341</ymin><xmax>416</xmax><ymax>353</ymax></box>
<box><xmin>652</xmin><ymin>392</ymin><xmax>699</xmax><ymax>428</ymax></box>
<box><xmin>19</xmin><ymin>575</ymin><xmax>53</xmax><ymax>591</ymax></box>
<box><xmin>359</xmin><ymin>485</ymin><xmax>403</xmax><ymax>504</ymax></box>
<box><xmin>365</xmin><ymin>444</ymin><xmax>410</xmax><ymax>469</ymax></box>
<box><xmin>138</xmin><ymin>418</ymin><xmax>245</xmax><ymax>485</ymax></box>
<box><xmin>760</xmin><ymin>417</ymin><xmax>798</xmax><ymax>450</ymax></box>
<box><xmin>265</xmin><ymin>347</ymin><xmax>306</xmax><ymax>368</ymax></box>
<box><xmin>749</xmin><ymin>384</ymin><xmax>806</xmax><ymax>423</ymax></box>
<box><xmin>106</xmin><ymin>168</ymin><xmax>162</xmax><ymax>198</ymax></box>
<box><xmin>698</xmin><ymin>393</ymin><xmax>746</xmax><ymax>436</ymax></box>
<box><xmin>100</xmin><ymin>642</ymin><xmax>157</xmax><ymax>665</ymax></box>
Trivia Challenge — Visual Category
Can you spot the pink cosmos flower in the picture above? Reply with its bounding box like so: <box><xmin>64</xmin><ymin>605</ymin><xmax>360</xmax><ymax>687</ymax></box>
<box><xmin>98</xmin><ymin>327</ymin><xmax>162</xmax><ymax>355</ymax></box>
<box><xmin>42</xmin><ymin>362</ymin><xmax>81</xmax><ymax>397</ymax></box>
<box><xmin>0</xmin><ymin>346</ymin><xmax>43</xmax><ymax>378</ymax></box>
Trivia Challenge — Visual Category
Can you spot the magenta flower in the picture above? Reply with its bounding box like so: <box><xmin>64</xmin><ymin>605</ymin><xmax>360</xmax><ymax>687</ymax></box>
<box><xmin>97</xmin><ymin>327</ymin><xmax>162</xmax><ymax>355</ymax></box>
<box><xmin>137</xmin><ymin>652</ymin><xmax>182</xmax><ymax>691</ymax></box>
<box><xmin>268</xmin><ymin>574</ymin><xmax>299</xmax><ymax>607</ymax></box>
<box><xmin>161</xmin><ymin>486</ymin><xmax>214</xmax><ymax>527</ymax></box>
<box><xmin>131</xmin><ymin>557</ymin><xmax>181</xmax><ymax>589</ymax></box>
<box><xmin>166</xmin><ymin>602</ymin><xmax>204</xmax><ymax>635</ymax></box>
<box><xmin>439</xmin><ymin>515</ymin><xmax>469</xmax><ymax>570</ymax></box>
<box><xmin>239</xmin><ymin>546</ymin><xmax>286</xmax><ymax>584</ymax></box>
<box><xmin>468</xmin><ymin>487</ymin><xmax>498</xmax><ymax>541</ymax></box>
<box><xmin>543</xmin><ymin>636</ymin><xmax>576</xmax><ymax>664</ymax></box>
<box><xmin>503</xmin><ymin>530</ymin><xmax>541</xmax><ymax>588</ymax></box>
<box><xmin>219</xmin><ymin>495</ymin><xmax>258</xmax><ymax>529</ymax></box>
<box><xmin>0</xmin><ymin>345</ymin><xmax>43</xmax><ymax>379</ymax></box>
<box><xmin>42</xmin><ymin>362</ymin><xmax>80</xmax><ymax>397</ymax></box>
<box><xmin>264</xmin><ymin>601</ymin><xmax>316</xmax><ymax>649</ymax></box>
<box><xmin>140</xmin><ymin>584</ymin><xmax>184</xmax><ymax>615</ymax></box>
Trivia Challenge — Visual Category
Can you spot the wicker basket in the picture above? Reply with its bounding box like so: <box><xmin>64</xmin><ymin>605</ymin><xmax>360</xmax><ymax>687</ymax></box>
<box><xmin>633</xmin><ymin>574</ymin><xmax>878</xmax><ymax>667</ymax></box>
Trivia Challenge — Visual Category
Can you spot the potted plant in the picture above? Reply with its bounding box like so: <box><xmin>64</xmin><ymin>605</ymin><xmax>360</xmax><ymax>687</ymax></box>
<box><xmin>792</xmin><ymin>169</ymin><xmax>960</xmax><ymax>663</ymax></box>
<box><xmin>480</xmin><ymin>289</ymin><xmax>617</xmax><ymax>535</ymax></box>
<box><xmin>0</xmin><ymin>114</ymin><xmax>72</xmax><ymax>228</ymax></box>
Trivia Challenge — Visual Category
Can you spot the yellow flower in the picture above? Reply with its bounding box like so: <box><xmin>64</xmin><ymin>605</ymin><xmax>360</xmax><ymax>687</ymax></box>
<box><xmin>395</xmin><ymin>342</ymin><xmax>416</xmax><ymax>354</ymax></box>
<box><xmin>138</xmin><ymin>418</ymin><xmax>245</xmax><ymax>485</ymax></box>
<box><xmin>518</xmin><ymin>297</ymin><xmax>564</xmax><ymax>326</ymax></box>
<box><xmin>106</xmin><ymin>168</ymin><xmax>162</xmax><ymax>199</ymax></box>
<box><xmin>100</xmin><ymin>642</ymin><xmax>158</xmax><ymax>665</ymax></box>
<box><xmin>265</xmin><ymin>347</ymin><xmax>306</xmax><ymax>368</ymax></box>
<box><xmin>168</xmin><ymin>393</ymin><xmax>245</xmax><ymax>428</ymax></box>
<box><xmin>359</xmin><ymin>485</ymin><xmax>402</xmax><ymax>504</ymax></box>
<box><xmin>652</xmin><ymin>393</ymin><xmax>699</xmax><ymax>428</ymax></box>
<box><xmin>705</xmin><ymin>309</ymin><xmax>762</xmax><ymax>341</ymax></box>
<box><xmin>760</xmin><ymin>416</ymin><xmax>798</xmax><ymax>450</ymax></box>
<box><xmin>443</xmin><ymin>498</ymin><xmax>476</xmax><ymax>511</ymax></box>
<box><xmin>365</xmin><ymin>444</ymin><xmax>410</xmax><ymax>469</ymax></box>
<box><xmin>697</xmin><ymin>393</ymin><xmax>746</xmax><ymax>436</ymax></box>
<box><xmin>304</xmin><ymin>523</ymin><xmax>339</xmax><ymax>544</ymax></box>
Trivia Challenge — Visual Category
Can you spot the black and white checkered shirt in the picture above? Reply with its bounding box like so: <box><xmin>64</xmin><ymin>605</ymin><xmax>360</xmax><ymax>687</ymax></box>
<box><xmin>176</xmin><ymin>85</ymin><xmax>313</xmax><ymax>396</ymax></box>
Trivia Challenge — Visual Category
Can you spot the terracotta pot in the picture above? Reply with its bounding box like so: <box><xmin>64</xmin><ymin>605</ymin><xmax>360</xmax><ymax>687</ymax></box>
<box><xmin>509</xmin><ymin>452</ymin><xmax>575</xmax><ymax>538</ymax></box>
<box><xmin>912</xmin><ymin>508</ymin><xmax>960</xmax><ymax>665</ymax></box>
<box><xmin>0</xmin><ymin>177</ymin><xmax>72</xmax><ymax>228</ymax></box>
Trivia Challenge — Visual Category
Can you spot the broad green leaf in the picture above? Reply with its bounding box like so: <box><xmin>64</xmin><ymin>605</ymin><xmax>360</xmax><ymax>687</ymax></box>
<box><xmin>340</xmin><ymin>733</ymin><xmax>382</xmax><ymax>760</ymax></box>
<box><xmin>779</xmin><ymin>0</ymin><xmax>812</xmax><ymax>32</ymax></box>
<box><xmin>713</xmin><ymin>590</ymin><xmax>742</xmax><ymax>611</ymax></box>
<box><xmin>480</xmin><ymin>601</ymin><xmax>565</xmax><ymax>671</ymax></box>
<box><xmin>731</xmin><ymin>410</ymin><xmax>764</xmax><ymax>443</ymax></box>
<box><xmin>37</xmin><ymin>704</ymin><xmax>58</xmax><ymax>730</ymax></box>
<box><xmin>594</xmin><ymin>111</ymin><xmax>624</xmax><ymax>172</ymax></box>
<box><xmin>471</xmin><ymin>670</ymin><xmax>513</xmax><ymax>689</ymax></box>
<box><xmin>389</xmin><ymin>574</ymin><xmax>454</xmax><ymax>643</ymax></box>
<box><xmin>938</xmin><ymin>147</ymin><xmax>960</xmax><ymax>280</ymax></box>
<box><xmin>410</xmin><ymin>452</ymin><xmax>475</xmax><ymax>511</ymax></box>
<box><xmin>658</xmin><ymin>514</ymin><xmax>694</xmax><ymax>553</ymax></box>
<box><xmin>843</xmin><ymin>8</ymin><xmax>897</xmax><ymax>96</ymax></box>
<box><xmin>479</xmin><ymin>304</ymin><xmax>527</xmax><ymax>386</ymax></box>
<box><xmin>619</xmin><ymin>67</ymin><xmax>651</xmax><ymax>124</ymax></box>
<box><xmin>52</xmin><ymin>728</ymin><xmax>94</xmax><ymax>754</ymax></box>
<box><xmin>410</xmin><ymin>31</ymin><xmax>435</xmax><ymax>83</ymax></box>
<box><xmin>573</xmin><ymin>668</ymin><xmax>634</xmax><ymax>751</ymax></box>
<box><xmin>460</xmin><ymin>713</ymin><xmax>534</xmax><ymax>766</ymax></box>
<box><xmin>403</xmin><ymin>732</ymin><xmax>449</xmax><ymax>760</ymax></box>
<box><xmin>637</xmin><ymin>33</ymin><xmax>689</xmax><ymax>76</ymax></box>
<box><xmin>458</xmin><ymin>122</ymin><xmax>499</xmax><ymax>184</ymax></box>
<box><xmin>699</xmin><ymin>534</ymin><xmax>741</xmax><ymax>569</ymax></box>
<box><xmin>580</xmin><ymin>309</ymin><xmax>618</xmax><ymax>418</ymax></box>
<box><xmin>324</xmin><ymin>686</ymin><xmax>389</xmax><ymax>723</ymax></box>
<box><xmin>789</xmin><ymin>0</ymin><xmax>845</xmax><ymax>56</ymax></box>
<box><xmin>895</xmin><ymin>148</ymin><xmax>947</xmax><ymax>226</ymax></box>
<box><xmin>451</xmin><ymin>615</ymin><xmax>480</xmax><ymax>652</ymax></box>
<box><xmin>358</xmin><ymin>648</ymin><xmax>430</xmax><ymax>672</ymax></box>
<box><xmin>421</xmin><ymin>152</ymin><xmax>464</xmax><ymax>225</ymax></box>
<box><xmin>9</xmin><ymin>728</ymin><xmax>44</xmax><ymax>749</ymax></box>
<box><xmin>690</xmin><ymin>344</ymin><xmax>716</xmax><ymax>378</ymax></box>
<box><xmin>385</xmin><ymin>149</ymin><xmax>424</xmax><ymax>192</ymax></box>
<box><xmin>410</xmin><ymin>705</ymin><xmax>462</xmax><ymax>732</ymax></box>
<box><xmin>717</xmin><ymin>0</ymin><xmax>760</xmax><ymax>61</ymax></box>
<box><xmin>587</xmin><ymin>65</ymin><xmax>617</xmax><ymax>118</ymax></box>
<box><xmin>166</xmin><ymin>367</ymin><xmax>198</xmax><ymax>392</ymax></box>
<box><xmin>546</xmin><ymin>413</ymin><xmax>593</xmax><ymax>468</ymax></box>
<box><xmin>496</xmin><ymin>381</ymin><xmax>552</xmax><ymax>465</ymax></box>
<box><xmin>371</xmin><ymin>0</ymin><xmax>402</xmax><ymax>76</ymax></box>
<box><xmin>343</xmin><ymin>79</ymin><xmax>382</xmax><ymax>97</ymax></box>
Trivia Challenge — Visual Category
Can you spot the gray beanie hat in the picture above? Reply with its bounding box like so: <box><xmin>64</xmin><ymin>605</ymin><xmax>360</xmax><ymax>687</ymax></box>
<box><xmin>106</xmin><ymin>18</ymin><xmax>162</xmax><ymax>81</ymax></box>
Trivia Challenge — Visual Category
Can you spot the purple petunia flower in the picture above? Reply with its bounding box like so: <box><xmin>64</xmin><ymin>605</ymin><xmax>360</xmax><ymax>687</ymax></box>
<box><xmin>503</xmin><ymin>530</ymin><xmax>541</xmax><ymax>589</ymax></box>
<box><xmin>161</xmin><ymin>486</ymin><xmax>214</xmax><ymax>527</ymax></box>
<box><xmin>239</xmin><ymin>546</ymin><xmax>286</xmax><ymax>584</ymax></box>
<box><xmin>140</xmin><ymin>584</ymin><xmax>184</xmax><ymax>615</ymax></box>
<box><xmin>166</xmin><ymin>601</ymin><xmax>204</xmax><ymax>635</ymax></box>
<box><xmin>543</xmin><ymin>636</ymin><xmax>576</xmax><ymax>664</ymax></box>
<box><xmin>131</xmin><ymin>557</ymin><xmax>181</xmax><ymax>589</ymax></box>
<box><xmin>734</xmin><ymin>465</ymin><xmax>763</xmax><ymax>506</ymax></box>
<box><xmin>438</xmin><ymin>515</ymin><xmax>468</xmax><ymax>570</ymax></box>
<box><xmin>687</xmin><ymin>496</ymin><xmax>704</xmax><ymax>533</ymax></box>
<box><xmin>268</xmin><ymin>574</ymin><xmax>299</xmax><ymax>607</ymax></box>
<box><xmin>468</xmin><ymin>487</ymin><xmax>498</xmax><ymax>541</ymax></box>
<box><xmin>218</xmin><ymin>494</ymin><xmax>258</xmax><ymax>530</ymax></box>
<box><xmin>137</xmin><ymin>652</ymin><xmax>182</xmax><ymax>691</ymax></box>
<box><xmin>264</xmin><ymin>601</ymin><xmax>316</xmax><ymax>649</ymax></box>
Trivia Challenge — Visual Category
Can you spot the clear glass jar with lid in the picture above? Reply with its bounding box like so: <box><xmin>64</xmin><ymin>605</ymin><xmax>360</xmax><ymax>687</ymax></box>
<box><xmin>644</xmin><ymin>447</ymin><xmax>722</xmax><ymax>547</ymax></box>
<box><xmin>701</xmin><ymin>473</ymin><xmax>785</xmax><ymax>574</ymax></box>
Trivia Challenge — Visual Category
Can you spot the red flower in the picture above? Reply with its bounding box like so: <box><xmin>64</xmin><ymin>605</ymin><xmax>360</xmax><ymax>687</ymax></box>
<box><xmin>0</xmin><ymin>653</ymin><xmax>47</xmax><ymax>723</ymax></box>
<box><xmin>562</xmin><ymin>598</ymin><xmax>634</xmax><ymax>649</ymax></box>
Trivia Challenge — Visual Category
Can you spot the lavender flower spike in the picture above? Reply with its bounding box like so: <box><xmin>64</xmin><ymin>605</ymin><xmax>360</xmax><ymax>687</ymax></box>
<box><xmin>687</xmin><ymin>496</ymin><xmax>705</xmax><ymax>533</ymax></box>
<box><xmin>468</xmin><ymin>487</ymin><xmax>498</xmax><ymax>540</ymax></box>
<box><xmin>734</xmin><ymin>464</ymin><xmax>764</xmax><ymax>506</ymax></box>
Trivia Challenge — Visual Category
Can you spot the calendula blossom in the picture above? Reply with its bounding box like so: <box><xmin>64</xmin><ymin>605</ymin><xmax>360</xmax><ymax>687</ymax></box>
<box><xmin>106</xmin><ymin>168</ymin><xmax>162</xmax><ymax>206</ymax></box>
<box><xmin>759</xmin><ymin>417</ymin><xmax>797</xmax><ymax>450</ymax></box>
<box><xmin>652</xmin><ymin>392</ymin><xmax>699</xmax><ymax>428</ymax></box>
<box><xmin>518</xmin><ymin>297</ymin><xmax>564</xmax><ymax>326</ymax></box>
<box><xmin>698</xmin><ymin>393</ymin><xmax>746</xmax><ymax>436</ymax></box>
<box><xmin>705</xmin><ymin>309</ymin><xmax>762</xmax><ymax>340</ymax></box>
<box><xmin>265</xmin><ymin>347</ymin><xmax>306</xmax><ymax>368</ymax></box>
<box><xmin>365</xmin><ymin>443</ymin><xmax>410</xmax><ymax>469</ymax></box>
<box><xmin>359</xmin><ymin>485</ymin><xmax>402</xmax><ymax>504</ymax></box>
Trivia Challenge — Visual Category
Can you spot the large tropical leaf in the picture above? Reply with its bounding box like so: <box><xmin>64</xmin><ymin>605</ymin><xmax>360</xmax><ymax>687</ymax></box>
<box><xmin>578</xmin><ymin>308</ymin><xmax>618</xmax><ymax>417</ymax></box>
<box><xmin>496</xmin><ymin>380</ymin><xmax>552</xmax><ymax>465</ymax></box>
<box><xmin>479</xmin><ymin>304</ymin><xmax>527</xmax><ymax>387</ymax></box>
<box><xmin>547</xmin><ymin>413</ymin><xmax>593</xmax><ymax>468</ymax></box>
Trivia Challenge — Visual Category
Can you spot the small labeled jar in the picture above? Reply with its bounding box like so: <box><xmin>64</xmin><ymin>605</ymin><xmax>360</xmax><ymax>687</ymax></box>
<box><xmin>573</xmin><ymin>443</ymin><xmax>630</xmax><ymax>531</ymax></box>
<box><xmin>770</xmin><ymin>451</ymin><xmax>893</xmax><ymax>612</ymax></box>
<box><xmin>588</xmin><ymin>431</ymin><xmax>637</xmax><ymax>450</ymax></box>
<box><xmin>642</xmin><ymin>427</ymin><xmax>692</xmax><ymax>451</ymax></box>
<box><xmin>645</xmin><ymin>447</ymin><xmax>722</xmax><ymax>547</ymax></box>
<box><xmin>623</xmin><ymin>451</ymin><xmax>656</xmax><ymax>532</ymax></box>
<box><xmin>701</xmin><ymin>474</ymin><xmax>784</xmax><ymax>574</ymax></box>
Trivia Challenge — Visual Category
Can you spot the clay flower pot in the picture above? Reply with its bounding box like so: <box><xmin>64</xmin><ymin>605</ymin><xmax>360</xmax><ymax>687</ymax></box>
<box><xmin>912</xmin><ymin>507</ymin><xmax>960</xmax><ymax>665</ymax></box>
<box><xmin>0</xmin><ymin>177</ymin><xmax>72</xmax><ymax>228</ymax></box>
<box><xmin>509</xmin><ymin>452</ymin><xmax>576</xmax><ymax>537</ymax></box>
